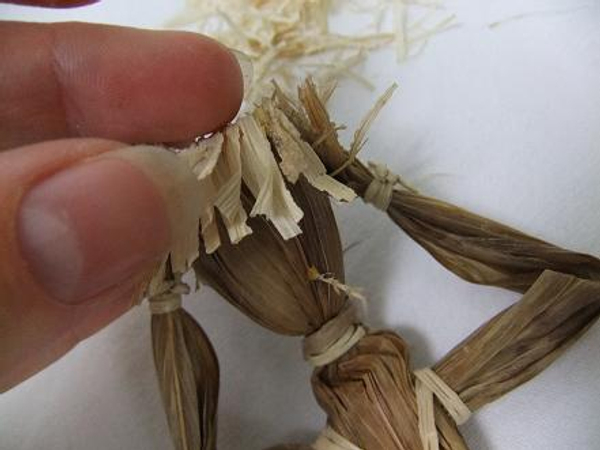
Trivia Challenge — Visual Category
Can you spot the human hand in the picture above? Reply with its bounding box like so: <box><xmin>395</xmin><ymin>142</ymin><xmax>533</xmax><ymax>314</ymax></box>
<box><xmin>0</xmin><ymin>3</ymin><xmax>244</xmax><ymax>392</ymax></box>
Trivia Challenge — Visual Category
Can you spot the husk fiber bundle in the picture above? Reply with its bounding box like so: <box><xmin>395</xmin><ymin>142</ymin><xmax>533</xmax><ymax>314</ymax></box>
<box><xmin>288</xmin><ymin>79</ymin><xmax>600</xmax><ymax>293</ymax></box>
<box><xmin>148</xmin><ymin>263</ymin><xmax>219</xmax><ymax>450</ymax></box>
<box><xmin>150</xmin><ymin>79</ymin><xmax>600</xmax><ymax>450</ymax></box>
<box><xmin>193</xmin><ymin>172</ymin><xmax>600</xmax><ymax>449</ymax></box>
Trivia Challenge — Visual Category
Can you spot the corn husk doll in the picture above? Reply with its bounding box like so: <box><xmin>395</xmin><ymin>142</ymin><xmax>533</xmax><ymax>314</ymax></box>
<box><xmin>186</xmin><ymin>98</ymin><xmax>600</xmax><ymax>450</ymax></box>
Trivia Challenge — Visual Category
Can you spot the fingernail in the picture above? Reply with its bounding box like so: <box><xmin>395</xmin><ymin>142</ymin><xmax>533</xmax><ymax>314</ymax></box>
<box><xmin>230</xmin><ymin>49</ymin><xmax>253</xmax><ymax>97</ymax></box>
<box><xmin>18</xmin><ymin>146</ymin><xmax>200</xmax><ymax>304</ymax></box>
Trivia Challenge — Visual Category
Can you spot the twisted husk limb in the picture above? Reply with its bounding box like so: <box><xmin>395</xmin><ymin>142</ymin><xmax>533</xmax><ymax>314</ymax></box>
<box><xmin>152</xmin><ymin>308</ymin><xmax>219</xmax><ymax>450</ymax></box>
<box><xmin>432</xmin><ymin>270</ymin><xmax>600</xmax><ymax>411</ymax></box>
<box><xmin>194</xmin><ymin>179</ymin><xmax>347</xmax><ymax>337</ymax></box>
<box><xmin>290</xmin><ymin>80</ymin><xmax>600</xmax><ymax>293</ymax></box>
<box><xmin>311</xmin><ymin>270</ymin><xmax>600</xmax><ymax>449</ymax></box>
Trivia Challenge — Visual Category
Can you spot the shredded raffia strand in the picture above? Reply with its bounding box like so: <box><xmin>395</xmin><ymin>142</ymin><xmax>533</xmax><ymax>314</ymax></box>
<box><xmin>393</xmin><ymin>0</ymin><xmax>409</xmax><ymax>60</ymax></box>
<box><xmin>167</xmin><ymin>0</ymin><xmax>456</xmax><ymax>103</ymax></box>
<box><xmin>414</xmin><ymin>368</ymin><xmax>472</xmax><ymax>450</ymax></box>
<box><xmin>173</xmin><ymin>88</ymin><xmax>360</xmax><ymax>254</ymax></box>
<box><xmin>332</xmin><ymin>83</ymin><xmax>398</xmax><ymax>176</ymax></box>
<box><xmin>364</xmin><ymin>162</ymin><xmax>416</xmax><ymax>211</ymax></box>
<box><xmin>308</xmin><ymin>266</ymin><xmax>366</xmax><ymax>303</ymax></box>
<box><xmin>148</xmin><ymin>279</ymin><xmax>190</xmax><ymax>315</ymax></box>
<box><xmin>238</xmin><ymin>115</ymin><xmax>304</xmax><ymax>239</ymax></box>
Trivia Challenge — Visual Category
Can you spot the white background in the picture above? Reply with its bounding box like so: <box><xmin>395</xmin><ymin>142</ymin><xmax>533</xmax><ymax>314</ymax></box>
<box><xmin>1</xmin><ymin>1</ymin><xmax>600</xmax><ymax>449</ymax></box>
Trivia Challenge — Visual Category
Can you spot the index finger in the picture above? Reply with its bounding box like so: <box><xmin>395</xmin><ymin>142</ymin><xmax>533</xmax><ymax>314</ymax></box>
<box><xmin>0</xmin><ymin>21</ymin><xmax>244</xmax><ymax>149</ymax></box>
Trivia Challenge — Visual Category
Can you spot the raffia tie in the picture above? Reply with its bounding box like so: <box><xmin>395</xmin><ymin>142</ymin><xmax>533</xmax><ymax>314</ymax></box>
<box><xmin>148</xmin><ymin>282</ymin><xmax>190</xmax><ymax>315</ymax></box>
<box><xmin>312</xmin><ymin>427</ymin><xmax>363</xmax><ymax>450</ymax></box>
<box><xmin>414</xmin><ymin>368</ymin><xmax>472</xmax><ymax>450</ymax></box>
<box><xmin>303</xmin><ymin>305</ymin><xmax>366</xmax><ymax>367</ymax></box>
<box><xmin>363</xmin><ymin>162</ymin><xmax>402</xmax><ymax>211</ymax></box>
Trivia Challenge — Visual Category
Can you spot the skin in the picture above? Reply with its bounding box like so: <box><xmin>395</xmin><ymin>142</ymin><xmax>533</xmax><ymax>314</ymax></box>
<box><xmin>0</xmin><ymin>3</ymin><xmax>244</xmax><ymax>391</ymax></box>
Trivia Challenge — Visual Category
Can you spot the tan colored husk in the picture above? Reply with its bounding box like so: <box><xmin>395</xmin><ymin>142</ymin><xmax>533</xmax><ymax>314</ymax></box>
<box><xmin>136</xmin><ymin>144</ymin><xmax>221</xmax><ymax>450</ymax></box>
<box><xmin>312</xmin><ymin>270</ymin><xmax>600</xmax><ymax>450</ymax></box>
<box><xmin>312</xmin><ymin>331</ymin><xmax>468</xmax><ymax>450</ymax></box>
<box><xmin>194</xmin><ymin>179</ymin><xmax>467</xmax><ymax>450</ymax></box>
<box><xmin>178</xmin><ymin>105</ymin><xmax>357</xmax><ymax>257</ymax></box>
<box><xmin>152</xmin><ymin>309</ymin><xmax>219</xmax><ymax>450</ymax></box>
<box><xmin>286</xmin><ymin>79</ymin><xmax>600</xmax><ymax>293</ymax></box>
<box><xmin>150</xmin><ymin>268</ymin><xmax>219</xmax><ymax>450</ymax></box>
<box><xmin>191</xmin><ymin>90</ymin><xmax>600</xmax><ymax>450</ymax></box>
<box><xmin>433</xmin><ymin>269</ymin><xmax>600</xmax><ymax>411</ymax></box>
<box><xmin>195</xmin><ymin>178</ymin><xmax>347</xmax><ymax>336</ymax></box>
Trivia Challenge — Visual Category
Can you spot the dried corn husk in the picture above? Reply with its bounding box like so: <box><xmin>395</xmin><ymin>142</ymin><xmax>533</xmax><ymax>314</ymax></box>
<box><xmin>433</xmin><ymin>270</ymin><xmax>600</xmax><ymax>411</ymax></box>
<box><xmin>195</xmin><ymin>178</ymin><xmax>346</xmax><ymax>336</ymax></box>
<box><xmin>254</xmin><ymin>102</ymin><xmax>356</xmax><ymax>202</ymax></box>
<box><xmin>133</xmin><ymin>144</ymin><xmax>221</xmax><ymax>450</ymax></box>
<box><xmin>149</xmin><ymin>266</ymin><xmax>219</xmax><ymax>450</ymax></box>
<box><xmin>192</xmin><ymin>132</ymin><xmax>600</xmax><ymax>449</ymax></box>
<box><xmin>178</xmin><ymin>108</ymin><xmax>355</xmax><ymax>256</ymax></box>
<box><xmin>312</xmin><ymin>331</ymin><xmax>468</xmax><ymax>450</ymax></box>
<box><xmin>169</xmin><ymin>0</ymin><xmax>456</xmax><ymax>103</ymax></box>
<box><xmin>132</xmin><ymin>76</ymin><xmax>600</xmax><ymax>449</ymax></box>
<box><xmin>286</xmin><ymin>79</ymin><xmax>600</xmax><ymax>293</ymax></box>
<box><xmin>152</xmin><ymin>309</ymin><xmax>219</xmax><ymax>450</ymax></box>
<box><xmin>194</xmin><ymin>178</ymin><xmax>467</xmax><ymax>450</ymax></box>
<box><xmin>311</xmin><ymin>270</ymin><xmax>600</xmax><ymax>450</ymax></box>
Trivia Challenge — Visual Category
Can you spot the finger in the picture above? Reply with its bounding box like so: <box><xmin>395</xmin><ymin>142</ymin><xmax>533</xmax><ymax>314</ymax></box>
<box><xmin>0</xmin><ymin>139</ymin><xmax>199</xmax><ymax>391</ymax></box>
<box><xmin>0</xmin><ymin>1</ymin><xmax>98</xmax><ymax>7</ymax></box>
<box><xmin>0</xmin><ymin>21</ymin><xmax>244</xmax><ymax>150</ymax></box>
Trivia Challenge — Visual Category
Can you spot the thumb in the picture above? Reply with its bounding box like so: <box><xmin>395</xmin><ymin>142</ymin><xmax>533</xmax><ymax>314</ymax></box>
<box><xmin>0</xmin><ymin>138</ymin><xmax>197</xmax><ymax>391</ymax></box>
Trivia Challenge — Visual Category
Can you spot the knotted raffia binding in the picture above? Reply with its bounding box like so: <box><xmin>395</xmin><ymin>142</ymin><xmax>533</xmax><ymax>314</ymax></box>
<box><xmin>303</xmin><ymin>307</ymin><xmax>366</xmax><ymax>450</ymax></box>
<box><xmin>148</xmin><ymin>281</ymin><xmax>190</xmax><ymax>315</ymax></box>
<box><xmin>363</xmin><ymin>162</ymin><xmax>416</xmax><ymax>211</ymax></box>
<box><xmin>303</xmin><ymin>303</ymin><xmax>366</xmax><ymax>449</ymax></box>
<box><xmin>312</xmin><ymin>427</ymin><xmax>364</xmax><ymax>450</ymax></box>
<box><xmin>414</xmin><ymin>368</ymin><xmax>472</xmax><ymax>450</ymax></box>
<box><xmin>302</xmin><ymin>304</ymin><xmax>366</xmax><ymax>367</ymax></box>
